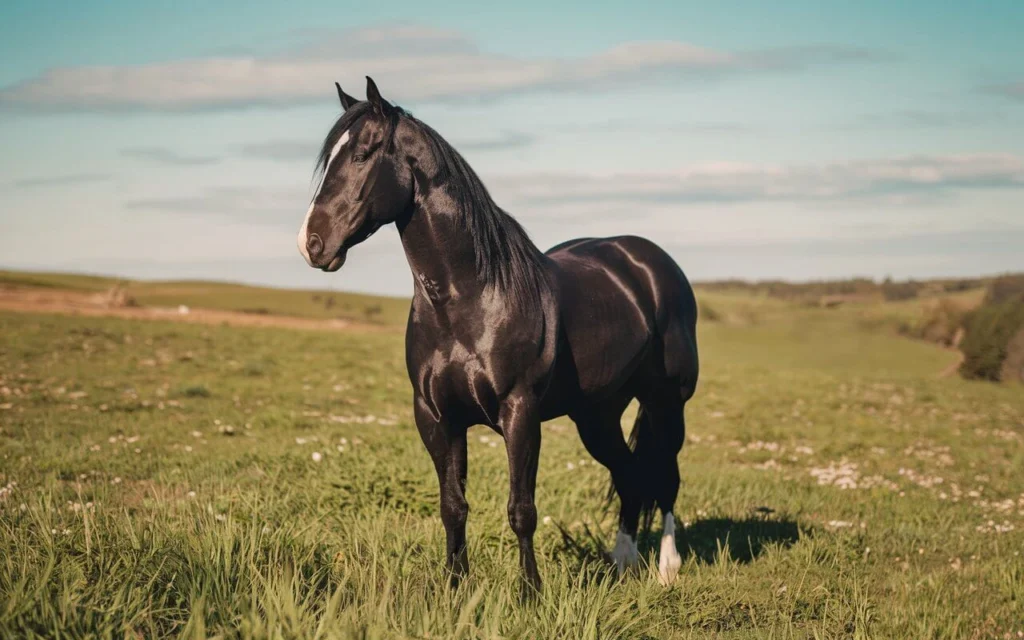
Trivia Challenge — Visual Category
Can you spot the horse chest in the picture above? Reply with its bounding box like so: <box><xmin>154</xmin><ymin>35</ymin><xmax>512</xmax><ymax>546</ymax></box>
<box><xmin>409</xmin><ymin>325</ymin><xmax>550</xmax><ymax>426</ymax></box>
<box><xmin>409</xmin><ymin>343</ymin><xmax>496</xmax><ymax>426</ymax></box>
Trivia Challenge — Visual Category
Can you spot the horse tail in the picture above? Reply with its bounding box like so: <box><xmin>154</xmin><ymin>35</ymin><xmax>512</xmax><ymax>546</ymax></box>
<box><xmin>605</xmin><ymin>405</ymin><xmax>659</xmax><ymax>534</ymax></box>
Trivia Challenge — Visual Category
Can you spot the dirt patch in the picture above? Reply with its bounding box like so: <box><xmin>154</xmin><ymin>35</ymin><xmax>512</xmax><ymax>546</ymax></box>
<box><xmin>0</xmin><ymin>285</ymin><xmax>391</xmax><ymax>333</ymax></box>
<box><xmin>938</xmin><ymin>349</ymin><xmax>966</xmax><ymax>378</ymax></box>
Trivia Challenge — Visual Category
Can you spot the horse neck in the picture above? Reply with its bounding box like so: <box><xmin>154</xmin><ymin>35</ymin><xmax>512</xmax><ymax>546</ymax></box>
<box><xmin>396</xmin><ymin>123</ymin><xmax>546</xmax><ymax>308</ymax></box>
<box><xmin>397</xmin><ymin>191</ymin><xmax>488</xmax><ymax>304</ymax></box>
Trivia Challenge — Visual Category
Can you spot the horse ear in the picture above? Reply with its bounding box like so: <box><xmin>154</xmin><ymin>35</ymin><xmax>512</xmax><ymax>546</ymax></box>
<box><xmin>365</xmin><ymin>76</ymin><xmax>393</xmax><ymax>116</ymax></box>
<box><xmin>335</xmin><ymin>82</ymin><xmax>358</xmax><ymax>111</ymax></box>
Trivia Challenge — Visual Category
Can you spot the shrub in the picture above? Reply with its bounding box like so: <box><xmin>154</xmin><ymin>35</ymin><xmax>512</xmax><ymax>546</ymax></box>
<box><xmin>942</xmin><ymin>279</ymin><xmax>976</xmax><ymax>293</ymax></box>
<box><xmin>881</xmin><ymin>277</ymin><xmax>921</xmax><ymax>301</ymax></box>
<box><xmin>904</xmin><ymin>299</ymin><xmax>967</xmax><ymax>347</ymax></box>
<box><xmin>985</xmin><ymin>274</ymin><xmax>1024</xmax><ymax>305</ymax></box>
<box><xmin>1001</xmin><ymin>327</ymin><xmax>1024</xmax><ymax>383</ymax></box>
<box><xmin>959</xmin><ymin>301</ymin><xmax>1024</xmax><ymax>381</ymax></box>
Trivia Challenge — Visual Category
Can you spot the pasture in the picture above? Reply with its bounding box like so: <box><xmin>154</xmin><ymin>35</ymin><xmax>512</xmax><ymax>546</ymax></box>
<box><xmin>0</xmin><ymin>281</ymin><xmax>1022</xmax><ymax>638</ymax></box>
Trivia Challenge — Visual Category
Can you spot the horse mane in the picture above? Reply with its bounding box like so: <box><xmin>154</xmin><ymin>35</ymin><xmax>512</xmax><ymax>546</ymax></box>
<box><xmin>408</xmin><ymin>116</ymin><xmax>548</xmax><ymax>306</ymax></box>
<box><xmin>314</xmin><ymin>103</ymin><xmax>548</xmax><ymax>306</ymax></box>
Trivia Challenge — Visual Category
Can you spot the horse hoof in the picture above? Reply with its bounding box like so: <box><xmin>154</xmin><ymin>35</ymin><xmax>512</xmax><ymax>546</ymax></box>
<box><xmin>658</xmin><ymin>550</ymin><xmax>682</xmax><ymax>585</ymax></box>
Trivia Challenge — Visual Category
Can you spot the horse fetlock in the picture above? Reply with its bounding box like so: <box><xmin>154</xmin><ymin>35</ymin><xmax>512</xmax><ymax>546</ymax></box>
<box><xmin>610</xmin><ymin>528</ymin><xmax>639</xmax><ymax>576</ymax></box>
<box><xmin>658</xmin><ymin>512</ymin><xmax>683</xmax><ymax>586</ymax></box>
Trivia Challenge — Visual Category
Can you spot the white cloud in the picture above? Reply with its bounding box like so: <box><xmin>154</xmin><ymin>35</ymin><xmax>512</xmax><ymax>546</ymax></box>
<box><xmin>0</xmin><ymin>25</ymin><xmax>881</xmax><ymax>112</ymax></box>
<box><xmin>125</xmin><ymin>186</ymin><xmax>306</xmax><ymax>224</ymax></box>
<box><xmin>120</xmin><ymin>147</ymin><xmax>219</xmax><ymax>166</ymax></box>
<box><xmin>11</xmin><ymin>173</ymin><xmax>112</xmax><ymax>188</ymax></box>
<box><xmin>488</xmin><ymin>153</ymin><xmax>1024</xmax><ymax>207</ymax></box>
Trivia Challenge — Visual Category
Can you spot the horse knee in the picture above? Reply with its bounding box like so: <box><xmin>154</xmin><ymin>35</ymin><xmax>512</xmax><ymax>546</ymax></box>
<box><xmin>507</xmin><ymin>500</ymin><xmax>537</xmax><ymax>538</ymax></box>
<box><xmin>441</xmin><ymin>497</ymin><xmax>469</xmax><ymax>529</ymax></box>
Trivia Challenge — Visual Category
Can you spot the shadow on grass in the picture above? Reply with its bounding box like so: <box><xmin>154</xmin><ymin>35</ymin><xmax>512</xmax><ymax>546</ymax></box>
<box><xmin>554</xmin><ymin>515</ymin><xmax>801</xmax><ymax>568</ymax></box>
<box><xmin>677</xmin><ymin>516</ymin><xmax>800</xmax><ymax>564</ymax></box>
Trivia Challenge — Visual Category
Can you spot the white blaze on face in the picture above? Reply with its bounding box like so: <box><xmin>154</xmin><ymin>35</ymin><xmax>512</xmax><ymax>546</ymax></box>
<box><xmin>658</xmin><ymin>512</ymin><xmax>683</xmax><ymax>585</ymax></box>
<box><xmin>298</xmin><ymin>130</ymin><xmax>351</xmax><ymax>265</ymax></box>
<box><xmin>610</xmin><ymin>526</ymin><xmax>639</xmax><ymax>576</ymax></box>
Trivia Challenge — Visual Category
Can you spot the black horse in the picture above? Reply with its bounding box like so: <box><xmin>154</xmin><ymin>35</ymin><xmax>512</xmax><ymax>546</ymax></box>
<box><xmin>298</xmin><ymin>78</ymin><xmax>699</xmax><ymax>593</ymax></box>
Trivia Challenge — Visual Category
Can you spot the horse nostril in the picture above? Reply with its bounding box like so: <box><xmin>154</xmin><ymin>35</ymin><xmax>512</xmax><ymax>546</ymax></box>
<box><xmin>306</xmin><ymin>234</ymin><xmax>324</xmax><ymax>260</ymax></box>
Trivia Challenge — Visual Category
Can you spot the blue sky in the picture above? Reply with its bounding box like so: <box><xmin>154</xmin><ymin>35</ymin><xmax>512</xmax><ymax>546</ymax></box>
<box><xmin>1</xmin><ymin>0</ymin><xmax>1022</xmax><ymax>295</ymax></box>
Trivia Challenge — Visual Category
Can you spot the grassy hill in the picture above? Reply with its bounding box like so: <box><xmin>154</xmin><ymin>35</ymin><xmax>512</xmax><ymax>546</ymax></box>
<box><xmin>0</xmin><ymin>270</ymin><xmax>1021</xmax><ymax>637</ymax></box>
<box><xmin>0</xmin><ymin>269</ymin><xmax>411</xmax><ymax>327</ymax></box>
<box><xmin>0</xmin><ymin>268</ymin><xmax>998</xmax><ymax>337</ymax></box>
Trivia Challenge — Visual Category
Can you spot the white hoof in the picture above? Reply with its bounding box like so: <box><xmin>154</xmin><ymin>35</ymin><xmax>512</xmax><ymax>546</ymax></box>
<box><xmin>610</xmin><ymin>527</ymin><xmax>638</xmax><ymax>576</ymax></box>
<box><xmin>658</xmin><ymin>513</ymin><xmax>682</xmax><ymax>585</ymax></box>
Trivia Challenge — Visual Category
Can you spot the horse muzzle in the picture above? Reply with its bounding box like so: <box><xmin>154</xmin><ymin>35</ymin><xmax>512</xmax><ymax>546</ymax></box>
<box><xmin>322</xmin><ymin>249</ymin><xmax>347</xmax><ymax>272</ymax></box>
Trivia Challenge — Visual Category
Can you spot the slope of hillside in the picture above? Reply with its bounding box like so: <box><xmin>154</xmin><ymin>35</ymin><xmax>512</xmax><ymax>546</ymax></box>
<box><xmin>0</xmin><ymin>269</ymin><xmax>411</xmax><ymax>327</ymax></box>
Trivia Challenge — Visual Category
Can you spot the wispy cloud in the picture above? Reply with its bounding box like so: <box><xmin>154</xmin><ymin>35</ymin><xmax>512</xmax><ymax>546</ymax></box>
<box><xmin>121</xmin><ymin>146</ymin><xmax>219</xmax><ymax>166</ymax></box>
<box><xmin>666</xmin><ymin>228</ymin><xmax>1024</xmax><ymax>256</ymax></box>
<box><xmin>456</xmin><ymin>130</ymin><xmax>536</xmax><ymax>151</ymax></box>
<box><xmin>125</xmin><ymin>186</ymin><xmax>306</xmax><ymax>224</ymax></box>
<box><xmin>0</xmin><ymin>25</ymin><xmax>884</xmax><ymax>112</ymax></box>
<box><xmin>562</xmin><ymin>119</ymin><xmax>754</xmax><ymax>134</ymax></box>
<box><xmin>987</xmin><ymin>81</ymin><xmax>1024</xmax><ymax>101</ymax></box>
<box><xmin>121</xmin><ymin>153</ymin><xmax>1024</xmax><ymax>234</ymax></box>
<box><xmin>12</xmin><ymin>173</ymin><xmax>112</xmax><ymax>188</ymax></box>
<box><xmin>842</xmin><ymin>110</ymin><xmax>1013</xmax><ymax>130</ymax></box>
<box><xmin>490</xmin><ymin>153</ymin><xmax>1024</xmax><ymax>207</ymax></box>
<box><xmin>236</xmin><ymin>140</ymin><xmax>317</xmax><ymax>162</ymax></box>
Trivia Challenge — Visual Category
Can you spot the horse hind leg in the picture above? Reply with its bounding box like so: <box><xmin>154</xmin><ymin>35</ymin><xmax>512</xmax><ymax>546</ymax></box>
<box><xmin>570</xmin><ymin>403</ymin><xmax>642</xmax><ymax>576</ymax></box>
<box><xmin>640</xmin><ymin>390</ymin><xmax>686</xmax><ymax>585</ymax></box>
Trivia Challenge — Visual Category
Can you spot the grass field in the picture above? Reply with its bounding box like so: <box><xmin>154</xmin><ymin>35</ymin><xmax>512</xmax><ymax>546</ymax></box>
<box><xmin>1</xmin><ymin>280</ymin><xmax>1023</xmax><ymax>638</ymax></box>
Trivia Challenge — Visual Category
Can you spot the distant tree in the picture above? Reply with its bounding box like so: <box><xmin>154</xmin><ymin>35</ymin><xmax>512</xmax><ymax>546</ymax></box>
<box><xmin>985</xmin><ymin>274</ymin><xmax>1024</xmax><ymax>305</ymax></box>
<box><xmin>881</xmin><ymin>277</ymin><xmax>920</xmax><ymax>301</ymax></box>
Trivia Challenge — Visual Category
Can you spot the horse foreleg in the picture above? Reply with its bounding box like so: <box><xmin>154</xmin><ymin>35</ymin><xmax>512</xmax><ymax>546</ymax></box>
<box><xmin>500</xmin><ymin>393</ymin><xmax>542</xmax><ymax>597</ymax></box>
<box><xmin>414</xmin><ymin>396</ymin><xmax>469</xmax><ymax>588</ymax></box>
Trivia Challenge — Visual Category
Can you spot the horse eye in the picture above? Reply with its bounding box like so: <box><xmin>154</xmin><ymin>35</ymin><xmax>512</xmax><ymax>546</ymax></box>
<box><xmin>353</xmin><ymin>152</ymin><xmax>368</xmax><ymax>164</ymax></box>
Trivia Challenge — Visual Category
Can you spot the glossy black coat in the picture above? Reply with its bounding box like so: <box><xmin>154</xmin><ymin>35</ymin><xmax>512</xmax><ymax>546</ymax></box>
<box><xmin>299</xmin><ymin>79</ymin><xmax>699</xmax><ymax>594</ymax></box>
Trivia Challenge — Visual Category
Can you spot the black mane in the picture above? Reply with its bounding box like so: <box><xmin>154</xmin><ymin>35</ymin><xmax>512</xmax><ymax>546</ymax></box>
<box><xmin>314</xmin><ymin>103</ymin><xmax>547</xmax><ymax>305</ymax></box>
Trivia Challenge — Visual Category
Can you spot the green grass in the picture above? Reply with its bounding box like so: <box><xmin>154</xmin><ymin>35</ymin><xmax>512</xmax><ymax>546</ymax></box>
<box><xmin>1</xmin><ymin>296</ymin><xmax>1022</xmax><ymax>638</ymax></box>
<box><xmin>126</xmin><ymin>281</ymin><xmax>410</xmax><ymax>327</ymax></box>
